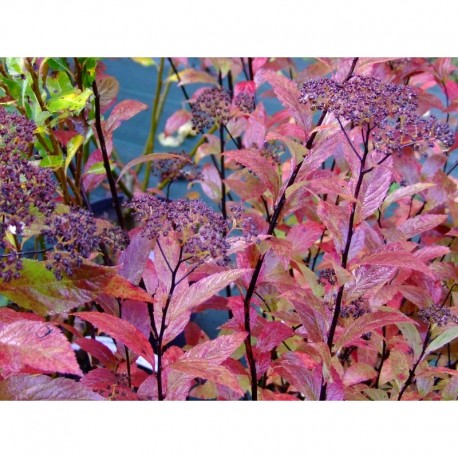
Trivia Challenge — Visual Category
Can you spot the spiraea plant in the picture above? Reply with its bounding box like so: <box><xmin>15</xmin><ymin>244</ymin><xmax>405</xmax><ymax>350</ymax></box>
<box><xmin>0</xmin><ymin>57</ymin><xmax>457</xmax><ymax>401</ymax></box>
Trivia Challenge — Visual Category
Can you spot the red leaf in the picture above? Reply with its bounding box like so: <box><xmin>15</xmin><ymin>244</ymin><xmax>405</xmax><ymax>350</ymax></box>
<box><xmin>74</xmin><ymin>337</ymin><xmax>118</xmax><ymax>370</ymax></box>
<box><xmin>358</xmin><ymin>250</ymin><xmax>435</xmax><ymax>278</ymax></box>
<box><xmin>0</xmin><ymin>320</ymin><xmax>82</xmax><ymax>376</ymax></box>
<box><xmin>118</xmin><ymin>229</ymin><xmax>152</xmax><ymax>285</ymax></box>
<box><xmin>256</xmin><ymin>321</ymin><xmax>294</xmax><ymax>353</ymax></box>
<box><xmin>316</xmin><ymin>201</ymin><xmax>350</xmax><ymax>253</ymax></box>
<box><xmin>225</xmin><ymin>149</ymin><xmax>279</xmax><ymax>198</ymax></box>
<box><xmin>242</xmin><ymin>103</ymin><xmax>267</xmax><ymax>149</ymax></box>
<box><xmin>286</xmin><ymin>222</ymin><xmax>323</xmax><ymax>258</ymax></box>
<box><xmin>74</xmin><ymin>312</ymin><xmax>155</xmax><ymax>366</ymax></box>
<box><xmin>356</xmin><ymin>161</ymin><xmax>392</xmax><ymax>222</ymax></box>
<box><xmin>82</xmin><ymin>148</ymin><xmax>104</xmax><ymax>193</ymax></box>
<box><xmin>105</xmin><ymin>100</ymin><xmax>148</xmax><ymax>133</ymax></box>
<box><xmin>0</xmin><ymin>375</ymin><xmax>103</xmax><ymax>400</ymax></box>
<box><xmin>164</xmin><ymin>109</ymin><xmax>192</xmax><ymax>137</ymax></box>
<box><xmin>80</xmin><ymin>368</ymin><xmax>137</xmax><ymax>400</ymax></box>
<box><xmin>170</xmin><ymin>333</ymin><xmax>246</xmax><ymax>396</ymax></box>
<box><xmin>255</xmin><ymin>69</ymin><xmax>312</xmax><ymax>134</ymax></box>
<box><xmin>343</xmin><ymin>363</ymin><xmax>377</xmax><ymax>387</ymax></box>
<box><xmin>386</xmin><ymin>214</ymin><xmax>447</xmax><ymax>241</ymax></box>
<box><xmin>164</xmin><ymin>268</ymin><xmax>251</xmax><ymax>344</ymax></box>
<box><xmin>335</xmin><ymin>309</ymin><xmax>415</xmax><ymax>350</ymax></box>
<box><xmin>0</xmin><ymin>308</ymin><xmax>44</xmax><ymax>327</ymax></box>
<box><xmin>272</xmin><ymin>352</ymin><xmax>321</xmax><ymax>400</ymax></box>
<box><xmin>121</xmin><ymin>299</ymin><xmax>150</xmax><ymax>338</ymax></box>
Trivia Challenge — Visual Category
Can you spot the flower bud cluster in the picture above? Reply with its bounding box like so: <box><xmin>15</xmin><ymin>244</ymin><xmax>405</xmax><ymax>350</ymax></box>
<box><xmin>191</xmin><ymin>87</ymin><xmax>231</xmax><ymax>133</ymax></box>
<box><xmin>318</xmin><ymin>268</ymin><xmax>337</xmax><ymax>286</ymax></box>
<box><xmin>340</xmin><ymin>298</ymin><xmax>367</xmax><ymax>319</ymax></box>
<box><xmin>227</xmin><ymin>202</ymin><xmax>259</xmax><ymax>242</ymax></box>
<box><xmin>42</xmin><ymin>209</ymin><xmax>101</xmax><ymax>280</ymax></box>
<box><xmin>234</xmin><ymin>93</ymin><xmax>255</xmax><ymax>114</ymax></box>
<box><xmin>418</xmin><ymin>304</ymin><xmax>458</xmax><ymax>327</ymax></box>
<box><xmin>128</xmin><ymin>195</ymin><xmax>230</xmax><ymax>265</ymax></box>
<box><xmin>0</xmin><ymin>107</ymin><xmax>36</xmax><ymax>159</ymax></box>
<box><xmin>299</xmin><ymin>75</ymin><xmax>454</xmax><ymax>151</ymax></box>
<box><xmin>153</xmin><ymin>152</ymin><xmax>200</xmax><ymax>182</ymax></box>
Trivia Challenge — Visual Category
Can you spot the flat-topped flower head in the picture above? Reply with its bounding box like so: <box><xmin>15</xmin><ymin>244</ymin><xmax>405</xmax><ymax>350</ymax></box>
<box><xmin>0</xmin><ymin>107</ymin><xmax>36</xmax><ymax>159</ymax></box>
<box><xmin>418</xmin><ymin>304</ymin><xmax>458</xmax><ymax>327</ymax></box>
<box><xmin>299</xmin><ymin>75</ymin><xmax>454</xmax><ymax>152</ymax></box>
<box><xmin>43</xmin><ymin>208</ymin><xmax>101</xmax><ymax>280</ymax></box>
<box><xmin>191</xmin><ymin>86</ymin><xmax>231</xmax><ymax>133</ymax></box>
<box><xmin>153</xmin><ymin>152</ymin><xmax>200</xmax><ymax>182</ymax></box>
<box><xmin>129</xmin><ymin>195</ymin><xmax>230</xmax><ymax>265</ymax></box>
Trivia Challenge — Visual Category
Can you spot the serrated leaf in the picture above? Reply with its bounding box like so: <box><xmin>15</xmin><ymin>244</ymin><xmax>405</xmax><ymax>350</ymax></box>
<box><xmin>47</xmin><ymin>88</ymin><xmax>92</xmax><ymax>114</ymax></box>
<box><xmin>168</xmin><ymin>69</ymin><xmax>217</xmax><ymax>85</ymax></box>
<box><xmin>117</xmin><ymin>152</ymin><xmax>182</xmax><ymax>181</ymax></box>
<box><xmin>316</xmin><ymin>200</ymin><xmax>350</xmax><ymax>253</ymax></box>
<box><xmin>255</xmin><ymin>70</ymin><xmax>312</xmax><ymax>134</ymax></box>
<box><xmin>256</xmin><ymin>321</ymin><xmax>294</xmax><ymax>352</ymax></box>
<box><xmin>343</xmin><ymin>363</ymin><xmax>377</xmax><ymax>387</ymax></box>
<box><xmin>74</xmin><ymin>312</ymin><xmax>155</xmax><ymax>366</ymax></box>
<box><xmin>64</xmin><ymin>134</ymin><xmax>84</xmax><ymax>176</ymax></box>
<box><xmin>383</xmin><ymin>182</ymin><xmax>435</xmax><ymax>207</ymax></box>
<box><xmin>425</xmin><ymin>326</ymin><xmax>458</xmax><ymax>356</ymax></box>
<box><xmin>225</xmin><ymin>149</ymin><xmax>279</xmax><ymax>198</ymax></box>
<box><xmin>170</xmin><ymin>333</ymin><xmax>247</xmax><ymax>396</ymax></box>
<box><xmin>356</xmin><ymin>163</ymin><xmax>392</xmax><ymax>222</ymax></box>
<box><xmin>388</xmin><ymin>214</ymin><xmax>447</xmax><ymax>241</ymax></box>
<box><xmin>0</xmin><ymin>320</ymin><xmax>82</xmax><ymax>377</ymax></box>
<box><xmin>0</xmin><ymin>260</ymin><xmax>151</xmax><ymax>315</ymax></box>
<box><xmin>105</xmin><ymin>99</ymin><xmax>148</xmax><ymax>133</ymax></box>
<box><xmin>164</xmin><ymin>268</ymin><xmax>251</xmax><ymax>344</ymax></box>
<box><xmin>0</xmin><ymin>375</ymin><xmax>103</xmax><ymax>400</ymax></box>
<box><xmin>358</xmin><ymin>250</ymin><xmax>434</xmax><ymax>278</ymax></box>
<box><xmin>335</xmin><ymin>309</ymin><xmax>414</xmax><ymax>350</ymax></box>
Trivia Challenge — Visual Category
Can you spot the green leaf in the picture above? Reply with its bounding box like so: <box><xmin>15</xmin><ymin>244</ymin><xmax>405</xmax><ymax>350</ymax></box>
<box><xmin>39</xmin><ymin>155</ymin><xmax>64</xmax><ymax>169</ymax></box>
<box><xmin>425</xmin><ymin>326</ymin><xmax>458</xmax><ymax>355</ymax></box>
<box><xmin>47</xmin><ymin>88</ymin><xmax>92</xmax><ymax>114</ymax></box>
<box><xmin>86</xmin><ymin>160</ymin><xmax>115</xmax><ymax>175</ymax></box>
<box><xmin>64</xmin><ymin>134</ymin><xmax>84</xmax><ymax>176</ymax></box>
<box><xmin>0</xmin><ymin>260</ymin><xmax>152</xmax><ymax>316</ymax></box>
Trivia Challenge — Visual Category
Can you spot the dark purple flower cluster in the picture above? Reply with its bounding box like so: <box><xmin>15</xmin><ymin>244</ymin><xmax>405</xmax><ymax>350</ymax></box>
<box><xmin>153</xmin><ymin>152</ymin><xmax>200</xmax><ymax>182</ymax></box>
<box><xmin>340</xmin><ymin>298</ymin><xmax>367</xmax><ymax>319</ymax></box>
<box><xmin>191</xmin><ymin>87</ymin><xmax>231</xmax><ymax>133</ymax></box>
<box><xmin>228</xmin><ymin>202</ymin><xmax>259</xmax><ymax>242</ymax></box>
<box><xmin>128</xmin><ymin>195</ymin><xmax>230</xmax><ymax>265</ymax></box>
<box><xmin>234</xmin><ymin>92</ymin><xmax>255</xmax><ymax>114</ymax></box>
<box><xmin>299</xmin><ymin>76</ymin><xmax>454</xmax><ymax>152</ymax></box>
<box><xmin>0</xmin><ymin>109</ymin><xmax>107</xmax><ymax>282</ymax></box>
<box><xmin>0</xmin><ymin>107</ymin><xmax>36</xmax><ymax>159</ymax></box>
<box><xmin>418</xmin><ymin>304</ymin><xmax>458</xmax><ymax>327</ymax></box>
<box><xmin>318</xmin><ymin>268</ymin><xmax>337</xmax><ymax>286</ymax></box>
<box><xmin>42</xmin><ymin>209</ymin><xmax>101</xmax><ymax>280</ymax></box>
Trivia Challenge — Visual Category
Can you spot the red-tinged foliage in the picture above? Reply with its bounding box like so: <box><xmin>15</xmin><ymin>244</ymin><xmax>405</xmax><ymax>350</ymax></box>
<box><xmin>0</xmin><ymin>374</ymin><xmax>103</xmax><ymax>400</ymax></box>
<box><xmin>1</xmin><ymin>56</ymin><xmax>457</xmax><ymax>402</ymax></box>
<box><xmin>80</xmin><ymin>368</ymin><xmax>138</xmax><ymax>400</ymax></box>
<box><xmin>0</xmin><ymin>320</ymin><xmax>82</xmax><ymax>377</ymax></box>
<box><xmin>74</xmin><ymin>312</ymin><xmax>155</xmax><ymax>366</ymax></box>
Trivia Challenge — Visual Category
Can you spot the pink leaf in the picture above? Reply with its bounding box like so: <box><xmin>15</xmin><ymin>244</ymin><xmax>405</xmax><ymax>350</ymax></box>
<box><xmin>74</xmin><ymin>312</ymin><xmax>155</xmax><ymax>366</ymax></box>
<box><xmin>164</xmin><ymin>268</ymin><xmax>251</xmax><ymax>344</ymax></box>
<box><xmin>256</xmin><ymin>321</ymin><xmax>294</xmax><ymax>353</ymax></box>
<box><xmin>174</xmin><ymin>69</ymin><xmax>217</xmax><ymax>85</ymax></box>
<box><xmin>225</xmin><ymin>149</ymin><xmax>279</xmax><ymax>198</ymax></box>
<box><xmin>74</xmin><ymin>337</ymin><xmax>118</xmax><ymax>370</ymax></box>
<box><xmin>164</xmin><ymin>109</ymin><xmax>192</xmax><ymax>137</ymax></box>
<box><xmin>358</xmin><ymin>250</ymin><xmax>435</xmax><ymax>278</ymax></box>
<box><xmin>335</xmin><ymin>309</ymin><xmax>414</xmax><ymax>350</ymax></box>
<box><xmin>316</xmin><ymin>201</ymin><xmax>350</xmax><ymax>253</ymax></box>
<box><xmin>118</xmin><ymin>229</ymin><xmax>152</xmax><ymax>285</ymax></box>
<box><xmin>0</xmin><ymin>375</ymin><xmax>103</xmax><ymax>400</ymax></box>
<box><xmin>286</xmin><ymin>222</ymin><xmax>323</xmax><ymax>258</ymax></box>
<box><xmin>387</xmin><ymin>214</ymin><xmax>447</xmax><ymax>241</ymax></box>
<box><xmin>356</xmin><ymin>162</ymin><xmax>392</xmax><ymax>222</ymax></box>
<box><xmin>105</xmin><ymin>100</ymin><xmax>148</xmax><ymax>133</ymax></box>
<box><xmin>170</xmin><ymin>333</ymin><xmax>247</xmax><ymax>396</ymax></box>
<box><xmin>0</xmin><ymin>320</ymin><xmax>82</xmax><ymax>376</ymax></box>
<box><xmin>255</xmin><ymin>70</ymin><xmax>312</xmax><ymax>134</ymax></box>
<box><xmin>242</xmin><ymin>103</ymin><xmax>267</xmax><ymax>149</ymax></box>
<box><xmin>343</xmin><ymin>363</ymin><xmax>377</xmax><ymax>387</ymax></box>
<box><xmin>272</xmin><ymin>352</ymin><xmax>321</xmax><ymax>400</ymax></box>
